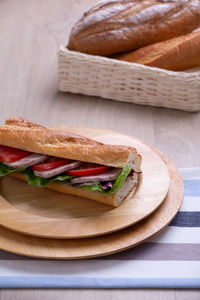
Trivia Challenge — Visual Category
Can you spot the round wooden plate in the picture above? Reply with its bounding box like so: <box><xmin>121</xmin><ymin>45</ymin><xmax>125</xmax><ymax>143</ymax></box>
<box><xmin>0</xmin><ymin>136</ymin><xmax>184</xmax><ymax>259</ymax></box>
<box><xmin>0</xmin><ymin>128</ymin><xmax>169</xmax><ymax>239</ymax></box>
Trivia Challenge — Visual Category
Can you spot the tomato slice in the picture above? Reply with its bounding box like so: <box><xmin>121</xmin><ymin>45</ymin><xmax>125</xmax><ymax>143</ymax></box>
<box><xmin>67</xmin><ymin>163</ymin><xmax>110</xmax><ymax>177</ymax></box>
<box><xmin>32</xmin><ymin>157</ymin><xmax>71</xmax><ymax>171</ymax></box>
<box><xmin>0</xmin><ymin>145</ymin><xmax>31</xmax><ymax>163</ymax></box>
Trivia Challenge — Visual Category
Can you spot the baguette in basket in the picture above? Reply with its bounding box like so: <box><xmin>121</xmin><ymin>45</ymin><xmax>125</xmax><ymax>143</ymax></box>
<box><xmin>0</xmin><ymin>117</ymin><xmax>141</xmax><ymax>207</ymax></box>
<box><xmin>117</xmin><ymin>31</ymin><xmax>200</xmax><ymax>71</ymax></box>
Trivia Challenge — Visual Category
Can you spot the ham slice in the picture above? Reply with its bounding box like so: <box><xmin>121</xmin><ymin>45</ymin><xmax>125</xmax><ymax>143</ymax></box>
<box><xmin>33</xmin><ymin>161</ymin><xmax>83</xmax><ymax>178</ymax></box>
<box><xmin>70</xmin><ymin>168</ymin><xmax>121</xmax><ymax>184</ymax></box>
<box><xmin>5</xmin><ymin>154</ymin><xmax>48</xmax><ymax>168</ymax></box>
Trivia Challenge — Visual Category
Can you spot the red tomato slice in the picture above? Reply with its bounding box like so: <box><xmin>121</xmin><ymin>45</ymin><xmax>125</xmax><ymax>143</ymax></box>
<box><xmin>32</xmin><ymin>158</ymin><xmax>71</xmax><ymax>171</ymax></box>
<box><xmin>67</xmin><ymin>163</ymin><xmax>110</xmax><ymax>177</ymax></box>
<box><xmin>0</xmin><ymin>145</ymin><xmax>31</xmax><ymax>163</ymax></box>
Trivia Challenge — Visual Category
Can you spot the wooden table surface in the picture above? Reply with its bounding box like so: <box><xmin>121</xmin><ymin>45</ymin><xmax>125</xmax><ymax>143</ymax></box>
<box><xmin>0</xmin><ymin>0</ymin><xmax>199</xmax><ymax>299</ymax></box>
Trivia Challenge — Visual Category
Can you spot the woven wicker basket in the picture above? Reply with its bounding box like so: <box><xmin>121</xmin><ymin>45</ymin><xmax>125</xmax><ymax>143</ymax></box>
<box><xmin>58</xmin><ymin>47</ymin><xmax>200</xmax><ymax>112</ymax></box>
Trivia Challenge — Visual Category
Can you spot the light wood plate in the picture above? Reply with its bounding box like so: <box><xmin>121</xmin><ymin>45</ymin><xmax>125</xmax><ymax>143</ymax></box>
<box><xmin>0</xmin><ymin>135</ymin><xmax>184</xmax><ymax>259</ymax></box>
<box><xmin>0</xmin><ymin>128</ymin><xmax>169</xmax><ymax>239</ymax></box>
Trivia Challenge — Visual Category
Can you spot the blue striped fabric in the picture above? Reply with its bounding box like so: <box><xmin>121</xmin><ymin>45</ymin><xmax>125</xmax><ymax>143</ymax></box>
<box><xmin>0</xmin><ymin>168</ymin><xmax>199</xmax><ymax>288</ymax></box>
<box><xmin>184</xmin><ymin>180</ymin><xmax>200</xmax><ymax>197</ymax></box>
<box><xmin>169</xmin><ymin>212</ymin><xmax>200</xmax><ymax>227</ymax></box>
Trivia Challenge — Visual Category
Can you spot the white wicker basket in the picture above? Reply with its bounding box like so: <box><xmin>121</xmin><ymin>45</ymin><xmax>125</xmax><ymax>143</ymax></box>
<box><xmin>58</xmin><ymin>47</ymin><xmax>200</xmax><ymax>112</ymax></box>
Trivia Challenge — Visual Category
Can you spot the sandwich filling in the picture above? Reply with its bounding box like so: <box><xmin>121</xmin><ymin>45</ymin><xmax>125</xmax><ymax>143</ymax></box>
<box><xmin>0</xmin><ymin>145</ymin><xmax>137</xmax><ymax>194</ymax></box>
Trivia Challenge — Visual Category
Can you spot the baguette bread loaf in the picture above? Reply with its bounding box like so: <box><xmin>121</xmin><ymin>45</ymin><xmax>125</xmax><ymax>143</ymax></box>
<box><xmin>0</xmin><ymin>117</ymin><xmax>141</xmax><ymax>170</ymax></box>
<box><xmin>68</xmin><ymin>0</ymin><xmax>200</xmax><ymax>56</ymax></box>
<box><xmin>116</xmin><ymin>31</ymin><xmax>200</xmax><ymax>71</ymax></box>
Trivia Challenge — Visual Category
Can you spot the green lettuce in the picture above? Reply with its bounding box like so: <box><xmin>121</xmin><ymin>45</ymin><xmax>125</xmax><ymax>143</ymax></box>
<box><xmin>0</xmin><ymin>162</ymin><xmax>26</xmax><ymax>177</ymax></box>
<box><xmin>0</xmin><ymin>162</ymin><xmax>72</xmax><ymax>187</ymax></box>
<box><xmin>111</xmin><ymin>165</ymin><xmax>131</xmax><ymax>193</ymax></box>
<box><xmin>81</xmin><ymin>183</ymin><xmax>105</xmax><ymax>193</ymax></box>
<box><xmin>0</xmin><ymin>161</ymin><xmax>132</xmax><ymax>194</ymax></box>
<box><xmin>81</xmin><ymin>165</ymin><xmax>131</xmax><ymax>194</ymax></box>
<box><xmin>24</xmin><ymin>169</ymin><xmax>72</xmax><ymax>187</ymax></box>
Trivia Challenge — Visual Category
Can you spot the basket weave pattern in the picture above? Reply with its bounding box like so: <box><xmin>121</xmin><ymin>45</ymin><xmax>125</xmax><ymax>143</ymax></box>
<box><xmin>58</xmin><ymin>47</ymin><xmax>200</xmax><ymax>112</ymax></box>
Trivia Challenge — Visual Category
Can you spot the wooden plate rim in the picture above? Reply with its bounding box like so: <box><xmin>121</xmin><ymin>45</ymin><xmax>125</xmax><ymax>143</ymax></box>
<box><xmin>0</xmin><ymin>135</ymin><xmax>184</xmax><ymax>259</ymax></box>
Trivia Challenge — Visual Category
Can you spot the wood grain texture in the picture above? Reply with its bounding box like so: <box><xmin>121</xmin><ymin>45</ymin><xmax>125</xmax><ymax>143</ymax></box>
<box><xmin>0</xmin><ymin>289</ymin><xmax>200</xmax><ymax>300</ymax></box>
<box><xmin>0</xmin><ymin>141</ymin><xmax>183</xmax><ymax>259</ymax></box>
<box><xmin>0</xmin><ymin>0</ymin><xmax>199</xmax><ymax>298</ymax></box>
<box><xmin>0</xmin><ymin>130</ymin><xmax>169</xmax><ymax>239</ymax></box>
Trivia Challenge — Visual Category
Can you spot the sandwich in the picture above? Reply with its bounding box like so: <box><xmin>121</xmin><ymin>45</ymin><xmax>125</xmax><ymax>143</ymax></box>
<box><xmin>0</xmin><ymin>117</ymin><xmax>142</xmax><ymax>207</ymax></box>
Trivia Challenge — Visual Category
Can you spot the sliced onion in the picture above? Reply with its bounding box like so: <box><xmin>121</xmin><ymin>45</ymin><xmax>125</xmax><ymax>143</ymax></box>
<box><xmin>100</xmin><ymin>181</ymin><xmax>113</xmax><ymax>191</ymax></box>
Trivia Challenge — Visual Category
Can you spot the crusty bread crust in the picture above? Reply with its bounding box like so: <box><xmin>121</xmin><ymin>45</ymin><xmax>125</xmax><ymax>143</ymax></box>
<box><xmin>0</xmin><ymin>117</ymin><xmax>141</xmax><ymax>170</ymax></box>
<box><xmin>117</xmin><ymin>31</ymin><xmax>200</xmax><ymax>71</ymax></box>
<box><xmin>10</xmin><ymin>172</ymin><xmax>138</xmax><ymax>207</ymax></box>
<box><xmin>68</xmin><ymin>0</ymin><xmax>200</xmax><ymax>56</ymax></box>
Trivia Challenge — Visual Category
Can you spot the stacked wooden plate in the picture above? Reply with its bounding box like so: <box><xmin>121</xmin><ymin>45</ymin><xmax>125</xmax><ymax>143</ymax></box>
<box><xmin>0</xmin><ymin>128</ymin><xmax>184</xmax><ymax>259</ymax></box>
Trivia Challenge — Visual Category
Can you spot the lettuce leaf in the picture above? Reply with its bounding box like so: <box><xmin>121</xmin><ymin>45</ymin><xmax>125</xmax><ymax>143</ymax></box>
<box><xmin>81</xmin><ymin>183</ymin><xmax>105</xmax><ymax>193</ymax></box>
<box><xmin>0</xmin><ymin>161</ymin><xmax>131</xmax><ymax>194</ymax></box>
<box><xmin>24</xmin><ymin>169</ymin><xmax>72</xmax><ymax>187</ymax></box>
<box><xmin>0</xmin><ymin>162</ymin><xmax>26</xmax><ymax>177</ymax></box>
<box><xmin>0</xmin><ymin>162</ymin><xmax>72</xmax><ymax>187</ymax></box>
<box><xmin>80</xmin><ymin>165</ymin><xmax>131</xmax><ymax>194</ymax></box>
<box><xmin>111</xmin><ymin>165</ymin><xmax>131</xmax><ymax>193</ymax></box>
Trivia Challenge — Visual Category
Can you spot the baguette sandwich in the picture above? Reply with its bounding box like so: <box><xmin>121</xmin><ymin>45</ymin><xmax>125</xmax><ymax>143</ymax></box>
<box><xmin>0</xmin><ymin>117</ymin><xmax>141</xmax><ymax>207</ymax></box>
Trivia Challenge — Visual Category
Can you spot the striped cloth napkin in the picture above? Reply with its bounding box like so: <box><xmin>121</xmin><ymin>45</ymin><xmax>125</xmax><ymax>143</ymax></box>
<box><xmin>0</xmin><ymin>168</ymin><xmax>199</xmax><ymax>288</ymax></box>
